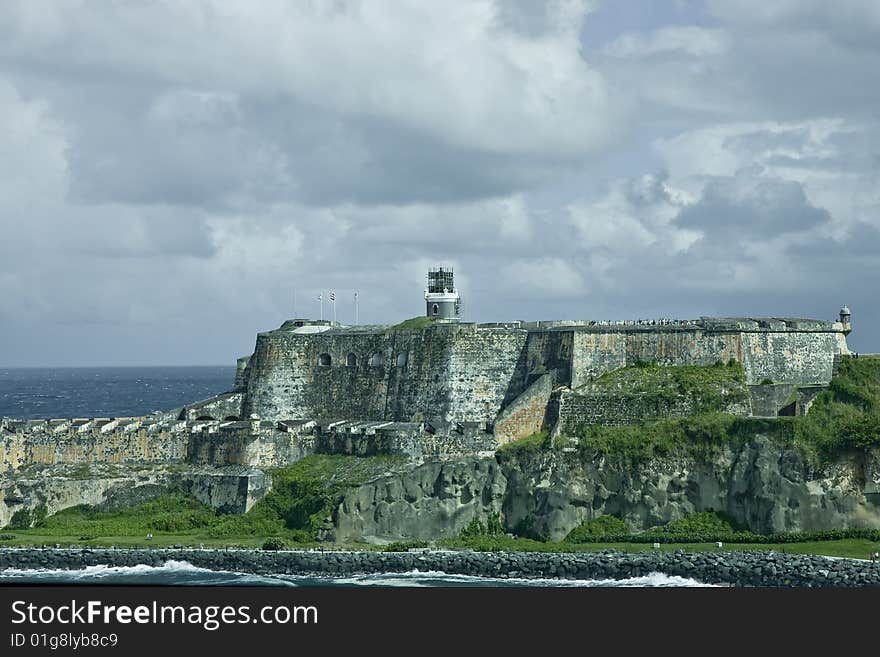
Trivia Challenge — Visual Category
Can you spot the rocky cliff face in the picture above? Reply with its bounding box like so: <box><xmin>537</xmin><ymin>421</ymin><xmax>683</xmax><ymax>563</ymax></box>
<box><xmin>332</xmin><ymin>438</ymin><xmax>880</xmax><ymax>543</ymax></box>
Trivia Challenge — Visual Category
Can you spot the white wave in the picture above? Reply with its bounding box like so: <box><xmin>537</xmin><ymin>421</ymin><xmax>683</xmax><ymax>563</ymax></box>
<box><xmin>0</xmin><ymin>560</ymin><xmax>293</xmax><ymax>586</ymax></box>
<box><xmin>1</xmin><ymin>564</ymin><xmax>718</xmax><ymax>587</ymax></box>
<box><xmin>276</xmin><ymin>569</ymin><xmax>719</xmax><ymax>587</ymax></box>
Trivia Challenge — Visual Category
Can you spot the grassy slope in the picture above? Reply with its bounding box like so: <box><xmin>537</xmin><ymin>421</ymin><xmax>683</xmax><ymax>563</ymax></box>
<box><xmin>551</xmin><ymin>356</ymin><xmax>880</xmax><ymax>467</ymax></box>
<box><xmin>2</xmin><ymin>454</ymin><xmax>404</xmax><ymax>548</ymax></box>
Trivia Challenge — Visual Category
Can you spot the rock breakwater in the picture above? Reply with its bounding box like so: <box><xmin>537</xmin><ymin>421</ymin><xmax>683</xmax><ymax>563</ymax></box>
<box><xmin>2</xmin><ymin>548</ymin><xmax>879</xmax><ymax>587</ymax></box>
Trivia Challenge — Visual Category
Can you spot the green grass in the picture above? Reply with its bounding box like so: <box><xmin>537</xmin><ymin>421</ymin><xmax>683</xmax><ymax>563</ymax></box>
<box><xmin>4</xmin><ymin>454</ymin><xmax>406</xmax><ymax>545</ymax></box>
<box><xmin>591</xmin><ymin>360</ymin><xmax>745</xmax><ymax>394</ymax></box>
<box><xmin>791</xmin><ymin>356</ymin><xmax>880</xmax><ymax>465</ymax></box>
<box><xmin>555</xmin><ymin>356</ymin><xmax>880</xmax><ymax>468</ymax></box>
<box><xmin>584</xmin><ymin>360</ymin><xmax>749</xmax><ymax>413</ymax></box>
<box><xmin>497</xmin><ymin>430</ymin><xmax>550</xmax><ymax>455</ymax></box>
<box><xmin>572</xmin><ymin>412</ymin><xmax>794</xmax><ymax>465</ymax></box>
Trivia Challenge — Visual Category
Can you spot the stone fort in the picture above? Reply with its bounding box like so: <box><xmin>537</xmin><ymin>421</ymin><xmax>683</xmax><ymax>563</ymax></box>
<box><xmin>0</xmin><ymin>267</ymin><xmax>854</xmax><ymax>518</ymax></box>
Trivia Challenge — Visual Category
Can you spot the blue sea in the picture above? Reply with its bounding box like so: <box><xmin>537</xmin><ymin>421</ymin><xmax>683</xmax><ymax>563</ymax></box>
<box><xmin>0</xmin><ymin>367</ymin><xmax>712</xmax><ymax>587</ymax></box>
<box><xmin>0</xmin><ymin>366</ymin><xmax>236</xmax><ymax>419</ymax></box>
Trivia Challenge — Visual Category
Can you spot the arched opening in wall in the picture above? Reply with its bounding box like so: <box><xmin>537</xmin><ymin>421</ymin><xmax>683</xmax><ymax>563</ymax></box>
<box><xmin>396</xmin><ymin>352</ymin><xmax>407</xmax><ymax>367</ymax></box>
<box><xmin>370</xmin><ymin>352</ymin><xmax>384</xmax><ymax>367</ymax></box>
<box><xmin>223</xmin><ymin>415</ymin><xmax>240</xmax><ymax>421</ymax></box>
<box><xmin>346</xmin><ymin>353</ymin><xmax>357</xmax><ymax>367</ymax></box>
<box><xmin>318</xmin><ymin>353</ymin><xmax>332</xmax><ymax>367</ymax></box>
<box><xmin>432</xmin><ymin>304</ymin><xmax>439</xmax><ymax>316</ymax></box>
<box><xmin>778</xmin><ymin>401</ymin><xmax>797</xmax><ymax>417</ymax></box>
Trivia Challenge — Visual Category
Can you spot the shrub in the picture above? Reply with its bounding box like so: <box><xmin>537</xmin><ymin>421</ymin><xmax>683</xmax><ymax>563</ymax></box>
<box><xmin>31</xmin><ymin>504</ymin><xmax>48</xmax><ymax>528</ymax></box>
<box><xmin>6</xmin><ymin>509</ymin><xmax>33</xmax><ymax>530</ymax></box>
<box><xmin>566</xmin><ymin>516</ymin><xmax>630</xmax><ymax>543</ymax></box>
<box><xmin>382</xmin><ymin>540</ymin><xmax>429</xmax><ymax>552</ymax></box>
<box><xmin>262</xmin><ymin>538</ymin><xmax>286</xmax><ymax>551</ymax></box>
<box><xmin>458</xmin><ymin>514</ymin><xmax>505</xmax><ymax>539</ymax></box>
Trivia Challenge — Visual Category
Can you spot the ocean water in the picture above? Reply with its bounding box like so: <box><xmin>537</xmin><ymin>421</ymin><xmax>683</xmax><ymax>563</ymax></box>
<box><xmin>0</xmin><ymin>561</ymin><xmax>717</xmax><ymax>587</ymax></box>
<box><xmin>0</xmin><ymin>366</ymin><xmax>236</xmax><ymax>419</ymax></box>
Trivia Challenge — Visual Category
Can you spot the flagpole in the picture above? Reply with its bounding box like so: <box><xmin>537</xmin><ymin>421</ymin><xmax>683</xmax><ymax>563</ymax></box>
<box><xmin>331</xmin><ymin>290</ymin><xmax>337</xmax><ymax>324</ymax></box>
<box><xmin>355</xmin><ymin>291</ymin><xmax>359</xmax><ymax>325</ymax></box>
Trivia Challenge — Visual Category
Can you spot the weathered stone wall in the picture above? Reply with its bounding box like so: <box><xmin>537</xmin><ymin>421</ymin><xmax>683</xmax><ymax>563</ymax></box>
<box><xmin>0</xmin><ymin>419</ymin><xmax>188</xmax><ymax>471</ymax></box>
<box><xmin>180</xmin><ymin>392</ymin><xmax>244</xmax><ymax>421</ymax></box>
<box><xmin>740</xmin><ymin>332</ymin><xmax>838</xmax><ymax>385</ymax></box>
<box><xmin>234</xmin><ymin>356</ymin><xmax>251</xmax><ymax>391</ymax></box>
<box><xmin>241</xmin><ymin>324</ymin><xmax>528</xmax><ymax>425</ymax></box>
<box><xmin>557</xmin><ymin>388</ymin><xmax>751</xmax><ymax>431</ymax></box>
<box><xmin>180</xmin><ymin>469</ymin><xmax>271</xmax><ymax>514</ymax></box>
<box><xmin>316</xmin><ymin>424</ymin><xmax>496</xmax><ymax>462</ymax></box>
<box><xmin>570</xmin><ymin>332</ymin><xmax>627</xmax><ymax>388</ymax></box>
<box><xmin>445</xmin><ymin>327</ymin><xmax>529</xmax><ymax>424</ymax></box>
<box><xmin>569</xmin><ymin>325</ymin><xmax>844</xmax><ymax>389</ymax></box>
<box><xmin>494</xmin><ymin>372</ymin><xmax>558</xmax><ymax>444</ymax></box>
<box><xmin>186</xmin><ymin>420</ymin><xmax>315</xmax><ymax>468</ymax></box>
<box><xmin>748</xmin><ymin>384</ymin><xmax>797</xmax><ymax>417</ymax></box>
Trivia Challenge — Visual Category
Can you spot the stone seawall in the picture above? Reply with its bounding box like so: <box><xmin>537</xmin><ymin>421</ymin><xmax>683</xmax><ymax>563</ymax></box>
<box><xmin>1</xmin><ymin>548</ymin><xmax>878</xmax><ymax>587</ymax></box>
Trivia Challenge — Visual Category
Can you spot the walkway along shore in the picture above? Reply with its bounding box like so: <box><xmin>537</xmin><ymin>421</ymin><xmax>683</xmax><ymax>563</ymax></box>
<box><xmin>2</xmin><ymin>548</ymin><xmax>880</xmax><ymax>586</ymax></box>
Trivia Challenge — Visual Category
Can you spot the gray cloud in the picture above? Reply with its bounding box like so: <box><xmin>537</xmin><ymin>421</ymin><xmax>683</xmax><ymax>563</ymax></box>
<box><xmin>0</xmin><ymin>1</ymin><xmax>879</xmax><ymax>366</ymax></box>
<box><xmin>675</xmin><ymin>171</ymin><xmax>830</xmax><ymax>237</ymax></box>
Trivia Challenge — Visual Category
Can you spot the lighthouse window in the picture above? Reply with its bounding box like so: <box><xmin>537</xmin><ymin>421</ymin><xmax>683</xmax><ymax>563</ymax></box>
<box><xmin>318</xmin><ymin>353</ymin><xmax>332</xmax><ymax>367</ymax></box>
<box><xmin>396</xmin><ymin>352</ymin><xmax>408</xmax><ymax>367</ymax></box>
<box><xmin>370</xmin><ymin>352</ymin><xmax>384</xmax><ymax>367</ymax></box>
<box><xmin>346</xmin><ymin>353</ymin><xmax>357</xmax><ymax>367</ymax></box>
<box><xmin>432</xmin><ymin>304</ymin><xmax>439</xmax><ymax>316</ymax></box>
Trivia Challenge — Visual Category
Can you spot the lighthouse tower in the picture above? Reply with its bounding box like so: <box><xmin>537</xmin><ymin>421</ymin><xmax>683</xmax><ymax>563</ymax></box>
<box><xmin>425</xmin><ymin>267</ymin><xmax>461</xmax><ymax>320</ymax></box>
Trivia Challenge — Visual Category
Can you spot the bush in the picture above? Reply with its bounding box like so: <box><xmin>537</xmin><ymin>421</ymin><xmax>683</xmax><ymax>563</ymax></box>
<box><xmin>566</xmin><ymin>516</ymin><xmax>629</xmax><ymax>543</ymax></box>
<box><xmin>458</xmin><ymin>513</ymin><xmax>506</xmax><ymax>540</ymax></box>
<box><xmin>262</xmin><ymin>538</ymin><xmax>286</xmax><ymax>551</ymax></box>
<box><xmin>382</xmin><ymin>540</ymin><xmax>429</xmax><ymax>552</ymax></box>
<box><xmin>6</xmin><ymin>509</ymin><xmax>33</xmax><ymax>530</ymax></box>
<box><xmin>31</xmin><ymin>504</ymin><xmax>48</xmax><ymax>528</ymax></box>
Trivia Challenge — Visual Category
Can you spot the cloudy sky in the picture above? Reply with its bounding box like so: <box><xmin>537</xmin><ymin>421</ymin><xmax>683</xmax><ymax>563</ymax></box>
<box><xmin>1</xmin><ymin>0</ymin><xmax>878</xmax><ymax>366</ymax></box>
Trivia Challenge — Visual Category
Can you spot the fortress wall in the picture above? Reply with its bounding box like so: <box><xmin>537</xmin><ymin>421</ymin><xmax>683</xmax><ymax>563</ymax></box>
<box><xmin>181</xmin><ymin>392</ymin><xmax>244</xmax><ymax>421</ymax></box>
<box><xmin>558</xmin><ymin>390</ymin><xmax>699</xmax><ymax>431</ymax></box>
<box><xmin>187</xmin><ymin>423</ymin><xmax>315</xmax><ymax>468</ymax></box>
<box><xmin>0</xmin><ymin>424</ymin><xmax>188</xmax><ymax>472</ymax></box>
<box><xmin>624</xmin><ymin>331</ymin><xmax>742</xmax><ymax>368</ymax></box>
<box><xmin>570</xmin><ymin>332</ymin><xmax>627</xmax><ymax>387</ymax></box>
<box><xmin>241</xmin><ymin>328</ymin><xmax>456</xmax><ymax>422</ymax></box>
<box><xmin>569</xmin><ymin>328</ymin><xmax>843</xmax><ymax>388</ymax></box>
<box><xmin>445</xmin><ymin>327</ymin><xmax>529</xmax><ymax>424</ymax></box>
<box><xmin>740</xmin><ymin>331</ymin><xmax>839</xmax><ymax>385</ymax></box>
<box><xmin>234</xmin><ymin>356</ymin><xmax>251</xmax><ymax>391</ymax></box>
<box><xmin>316</xmin><ymin>427</ymin><xmax>496</xmax><ymax>462</ymax></box>
<box><xmin>494</xmin><ymin>371</ymin><xmax>557</xmax><ymax>444</ymax></box>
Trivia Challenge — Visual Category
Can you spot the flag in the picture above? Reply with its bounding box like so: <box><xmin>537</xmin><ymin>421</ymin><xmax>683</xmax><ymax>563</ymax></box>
<box><xmin>354</xmin><ymin>291</ymin><xmax>358</xmax><ymax>299</ymax></box>
<box><xmin>316</xmin><ymin>293</ymin><xmax>322</xmax><ymax>301</ymax></box>
<box><xmin>329</xmin><ymin>291</ymin><xmax>335</xmax><ymax>301</ymax></box>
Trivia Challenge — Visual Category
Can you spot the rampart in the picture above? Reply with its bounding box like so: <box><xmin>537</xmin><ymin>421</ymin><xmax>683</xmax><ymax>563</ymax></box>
<box><xmin>0</xmin><ymin>314</ymin><xmax>851</xmax><ymax>518</ymax></box>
